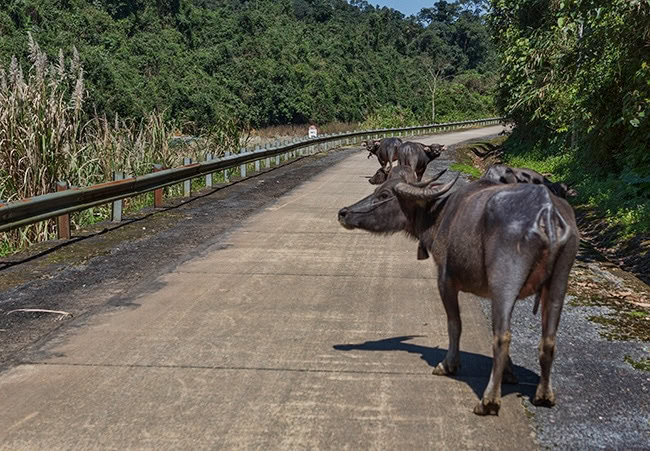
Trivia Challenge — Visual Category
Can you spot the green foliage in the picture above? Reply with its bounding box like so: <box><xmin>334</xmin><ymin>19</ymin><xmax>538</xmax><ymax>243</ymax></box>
<box><xmin>450</xmin><ymin>163</ymin><xmax>481</xmax><ymax>178</ymax></box>
<box><xmin>361</xmin><ymin>105</ymin><xmax>417</xmax><ymax>129</ymax></box>
<box><xmin>624</xmin><ymin>356</ymin><xmax>650</xmax><ymax>372</ymax></box>
<box><xmin>491</xmin><ymin>0</ymin><xmax>649</xmax><ymax>240</ymax></box>
<box><xmin>490</xmin><ymin>0</ymin><xmax>650</xmax><ymax>174</ymax></box>
<box><xmin>0</xmin><ymin>37</ymin><xmax>242</xmax><ymax>254</ymax></box>
<box><xmin>501</xmin><ymin>135</ymin><xmax>650</xmax><ymax>238</ymax></box>
<box><xmin>0</xmin><ymin>0</ymin><xmax>497</xmax><ymax>128</ymax></box>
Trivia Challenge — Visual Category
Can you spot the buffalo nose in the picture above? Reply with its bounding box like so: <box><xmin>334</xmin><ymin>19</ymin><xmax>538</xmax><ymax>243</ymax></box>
<box><xmin>338</xmin><ymin>208</ymin><xmax>349</xmax><ymax>221</ymax></box>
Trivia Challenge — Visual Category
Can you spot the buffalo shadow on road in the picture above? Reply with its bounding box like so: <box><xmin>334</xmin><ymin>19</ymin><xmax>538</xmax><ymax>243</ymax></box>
<box><xmin>333</xmin><ymin>335</ymin><xmax>539</xmax><ymax>401</ymax></box>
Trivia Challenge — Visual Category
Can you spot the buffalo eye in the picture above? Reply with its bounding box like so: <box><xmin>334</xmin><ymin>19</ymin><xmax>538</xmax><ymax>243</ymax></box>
<box><xmin>378</xmin><ymin>191</ymin><xmax>391</xmax><ymax>201</ymax></box>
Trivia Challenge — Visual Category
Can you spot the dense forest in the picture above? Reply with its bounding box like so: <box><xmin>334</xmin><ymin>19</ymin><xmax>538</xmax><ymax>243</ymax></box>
<box><xmin>490</xmin><ymin>0</ymin><xmax>649</xmax><ymax>238</ymax></box>
<box><xmin>0</xmin><ymin>0</ymin><xmax>497</xmax><ymax>128</ymax></box>
<box><xmin>0</xmin><ymin>0</ymin><xmax>498</xmax><ymax>253</ymax></box>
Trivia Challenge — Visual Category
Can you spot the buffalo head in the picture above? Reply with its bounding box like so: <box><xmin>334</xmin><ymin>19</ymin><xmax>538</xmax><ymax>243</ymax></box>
<box><xmin>338</xmin><ymin>168</ymin><xmax>456</xmax><ymax>236</ymax></box>
<box><xmin>552</xmin><ymin>183</ymin><xmax>578</xmax><ymax>198</ymax></box>
<box><xmin>423</xmin><ymin>143</ymin><xmax>447</xmax><ymax>160</ymax></box>
<box><xmin>369</xmin><ymin>167</ymin><xmax>389</xmax><ymax>185</ymax></box>
<box><xmin>361</xmin><ymin>140</ymin><xmax>380</xmax><ymax>158</ymax></box>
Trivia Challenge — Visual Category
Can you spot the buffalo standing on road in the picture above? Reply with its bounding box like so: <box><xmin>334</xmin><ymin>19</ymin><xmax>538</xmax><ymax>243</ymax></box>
<box><xmin>338</xmin><ymin>172</ymin><xmax>579</xmax><ymax>416</ymax></box>
<box><xmin>362</xmin><ymin>138</ymin><xmax>402</xmax><ymax>170</ymax></box>
<box><xmin>482</xmin><ymin>164</ymin><xmax>577</xmax><ymax>199</ymax></box>
<box><xmin>397</xmin><ymin>142</ymin><xmax>447</xmax><ymax>180</ymax></box>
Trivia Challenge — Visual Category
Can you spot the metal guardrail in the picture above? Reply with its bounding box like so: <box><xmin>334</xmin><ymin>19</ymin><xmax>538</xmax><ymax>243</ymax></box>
<box><xmin>0</xmin><ymin>117</ymin><xmax>502</xmax><ymax>234</ymax></box>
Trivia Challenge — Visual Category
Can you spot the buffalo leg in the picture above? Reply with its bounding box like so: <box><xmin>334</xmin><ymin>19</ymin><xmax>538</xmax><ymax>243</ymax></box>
<box><xmin>533</xmin><ymin>248</ymin><xmax>573</xmax><ymax>406</ymax></box>
<box><xmin>474</xmin><ymin>295</ymin><xmax>517</xmax><ymax>416</ymax></box>
<box><xmin>433</xmin><ymin>275</ymin><xmax>461</xmax><ymax>376</ymax></box>
<box><xmin>503</xmin><ymin>355</ymin><xmax>518</xmax><ymax>385</ymax></box>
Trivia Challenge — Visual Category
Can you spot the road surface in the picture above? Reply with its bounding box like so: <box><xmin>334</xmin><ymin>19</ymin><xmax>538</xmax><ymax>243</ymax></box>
<box><xmin>0</xmin><ymin>126</ymin><xmax>543</xmax><ymax>449</ymax></box>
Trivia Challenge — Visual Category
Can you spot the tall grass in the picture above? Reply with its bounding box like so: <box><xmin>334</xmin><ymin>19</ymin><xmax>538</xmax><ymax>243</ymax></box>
<box><xmin>0</xmin><ymin>36</ymin><xmax>243</xmax><ymax>255</ymax></box>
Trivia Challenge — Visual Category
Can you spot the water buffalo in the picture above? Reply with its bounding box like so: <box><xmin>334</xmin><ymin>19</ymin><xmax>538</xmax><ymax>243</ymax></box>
<box><xmin>369</xmin><ymin>167</ymin><xmax>389</xmax><ymax>185</ymax></box>
<box><xmin>362</xmin><ymin>138</ymin><xmax>402</xmax><ymax>169</ymax></box>
<box><xmin>482</xmin><ymin>164</ymin><xmax>577</xmax><ymax>199</ymax></box>
<box><xmin>338</xmin><ymin>173</ymin><xmax>579</xmax><ymax>416</ymax></box>
<box><xmin>397</xmin><ymin>141</ymin><xmax>447</xmax><ymax>180</ymax></box>
<box><xmin>369</xmin><ymin>165</ymin><xmax>418</xmax><ymax>185</ymax></box>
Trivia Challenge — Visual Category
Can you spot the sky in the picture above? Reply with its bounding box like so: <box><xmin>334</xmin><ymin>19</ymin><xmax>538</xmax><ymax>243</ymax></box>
<box><xmin>368</xmin><ymin>1</ymin><xmax>431</xmax><ymax>17</ymax></box>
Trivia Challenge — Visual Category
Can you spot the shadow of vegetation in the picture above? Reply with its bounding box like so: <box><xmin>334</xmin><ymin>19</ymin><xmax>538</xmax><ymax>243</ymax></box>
<box><xmin>334</xmin><ymin>335</ymin><xmax>539</xmax><ymax>401</ymax></box>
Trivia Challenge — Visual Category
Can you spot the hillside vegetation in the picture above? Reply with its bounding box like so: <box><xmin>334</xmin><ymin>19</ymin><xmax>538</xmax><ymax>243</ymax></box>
<box><xmin>0</xmin><ymin>0</ymin><xmax>497</xmax><ymax>128</ymax></box>
<box><xmin>0</xmin><ymin>0</ymin><xmax>498</xmax><ymax>254</ymax></box>
<box><xmin>490</xmin><ymin>0</ymin><xmax>650</xmax><ymax>240</ymax></box>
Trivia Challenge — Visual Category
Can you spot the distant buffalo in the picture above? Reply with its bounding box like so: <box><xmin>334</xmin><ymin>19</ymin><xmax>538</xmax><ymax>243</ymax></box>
<box><xmin>369</xmin><ymin>165</ymin><xmax>417</xmax><ymax>185</ymax></box>
<box><xmin>397</xmin><ymin>142</ymin><xmax>447</xmax><ymax>180</ymax></box>
<box><xmin>362</xmin><ymin>138</ymin><xmax>402</xmax><ymax>169</ymax></box>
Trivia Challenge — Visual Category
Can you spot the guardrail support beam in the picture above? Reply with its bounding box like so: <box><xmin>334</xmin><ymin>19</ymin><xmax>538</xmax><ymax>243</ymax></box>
<box><xmin>183</xmin><ymin>158</ymin><xmax>192</xmax><ymax>197</ymax></box>
<box><xmin>56</xmin><ymin>181</ymin><xmax>71</xmax><ymax>240</ymax></box>
<box><xmin>153</xmin><ymin>164</ymin><xmax>164</xmax><ymax>208</ymax></box>
<box><xmin>224</xmin><ymin>152</ymin><xmax>231</xmax><ymax>182</ymax></box>
<box><xmin>239</xmin><ymin>150</ymin><xmax>247</xmax><ymax>178</ymax></box>
<box><xmin>111</xmin><ymin>171</ymin><xmax>124</xmax><ymax>223</ymax></box>
<box><xmin>205</xmin><ymin>154</ymin><xmax>213</xmax><ymax>188</ymax></box>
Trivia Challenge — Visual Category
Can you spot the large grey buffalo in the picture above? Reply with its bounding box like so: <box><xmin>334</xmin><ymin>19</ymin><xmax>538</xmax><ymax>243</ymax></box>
<box><xmin>337</xmin><ymin>170</ymin><xmax>579</xmax><ymax>416</ymax></box>
<box><xmin>482</xmin><ymin>164</ymin><xmax>577</xmax><ymax>199</ymax></box>
<box><xmin>362</xmin><ymin>138</ymin><xmax>402</xmax><ymax>169</ymax></box>
<box><xmin>397</xmin><ymin>141</ymin><xmax>447</xmax><ymax>180</ymax></box>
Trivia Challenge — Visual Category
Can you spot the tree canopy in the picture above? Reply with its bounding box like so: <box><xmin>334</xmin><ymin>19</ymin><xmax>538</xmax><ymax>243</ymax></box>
<box><xmin>490</xmin><ymin>0</ymin><xmax>649</xmax><ymax>173</ymax></box>
<box><xmin>0</xmin><ymin>0</ymin><xmax>497</xmax><ymax>128</ymax></box>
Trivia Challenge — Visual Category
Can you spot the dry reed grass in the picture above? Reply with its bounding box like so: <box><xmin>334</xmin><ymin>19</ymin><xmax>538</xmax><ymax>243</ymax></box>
<box><xmin>0</xmin><ymin>36</ymin><xmax>243</xmax><ymax>255</ymax></box>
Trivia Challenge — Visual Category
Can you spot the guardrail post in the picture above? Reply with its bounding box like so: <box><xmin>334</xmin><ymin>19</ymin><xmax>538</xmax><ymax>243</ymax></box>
<box><xmin>255</xmin><ymin>145</ymin><xmax>261</xmax><ymax>172</ymax></box>
<box><xmin>239</xmin><ymin>149</ymin><xmax>247</xmax><ymax>177</ymax></box>
<box><xmin>224</xmin><ymin>151</ymin><xmax>231</xmax><ymax>182</ymax></box>
<box><xmin>205</xmin><ymin>154</ymin><xmax>213</xmax><ymax>188</ymax></box>
<box><xmin>111</xmin><ymin>171</ymin><xmax>124</xmax><ymax>223</ymax></box>
<box><xmin>265</xmin><ymin>144</ymin><xmax>271</xmax><ymax>168</ymax></box>
<box><xmin>56</xmin><ymin>181</ymin><xmax>71</xmax><ymax>240</ymax></box>
<box><xmin>152</xmin><ymin>164</ymin><xmax>164</xmax><ymax>208</ymax></box>
<box><xmin>183</xmin><ymin>157</ymin><xmax>192</xmax><ymax>197</ymax></box>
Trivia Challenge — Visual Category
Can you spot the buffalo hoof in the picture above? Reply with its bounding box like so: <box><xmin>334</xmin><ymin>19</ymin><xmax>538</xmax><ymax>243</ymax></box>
<box><xmin>432</xmin><ymin>360</ymin><xmax>459</xmax><ymax>376</ymax></box>
<box><xmin>474</xmin><ymin>399</ymin><xmax>500</xmax><ymax>416</ymax></box>
<box><xmin>532</xmin><ymin>390</ymin><xmax>556</xmax><ymax>407</ymax></box>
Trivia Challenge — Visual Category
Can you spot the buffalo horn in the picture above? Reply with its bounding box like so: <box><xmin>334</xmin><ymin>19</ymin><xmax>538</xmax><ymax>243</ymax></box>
<box><xmin>412</xmin><ymin>169</ymin><xmax>448</xmax><ymax>188</ymax></box>
<box><xmin>394</xmin><ymin>173</ymin><xmax>459</xmax><ymax>201</ymax></box>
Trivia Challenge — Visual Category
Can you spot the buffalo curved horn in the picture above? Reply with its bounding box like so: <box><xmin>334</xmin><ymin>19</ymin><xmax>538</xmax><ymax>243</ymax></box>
<box><xmin>411</xmin><ymin>169</ymin><xmax>448</xmax><ymax>188</ymax></box>
<box><xmin>394</xmin><ymin>173</ymin><xmax>460</xmax><ymax>201</ymax></box>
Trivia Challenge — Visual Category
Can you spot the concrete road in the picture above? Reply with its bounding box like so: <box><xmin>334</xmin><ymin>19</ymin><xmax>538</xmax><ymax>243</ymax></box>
<box><xmin>0</xmin><ymin>126</ymin><xmax>538</xmax><ymax>449</ymax></box>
